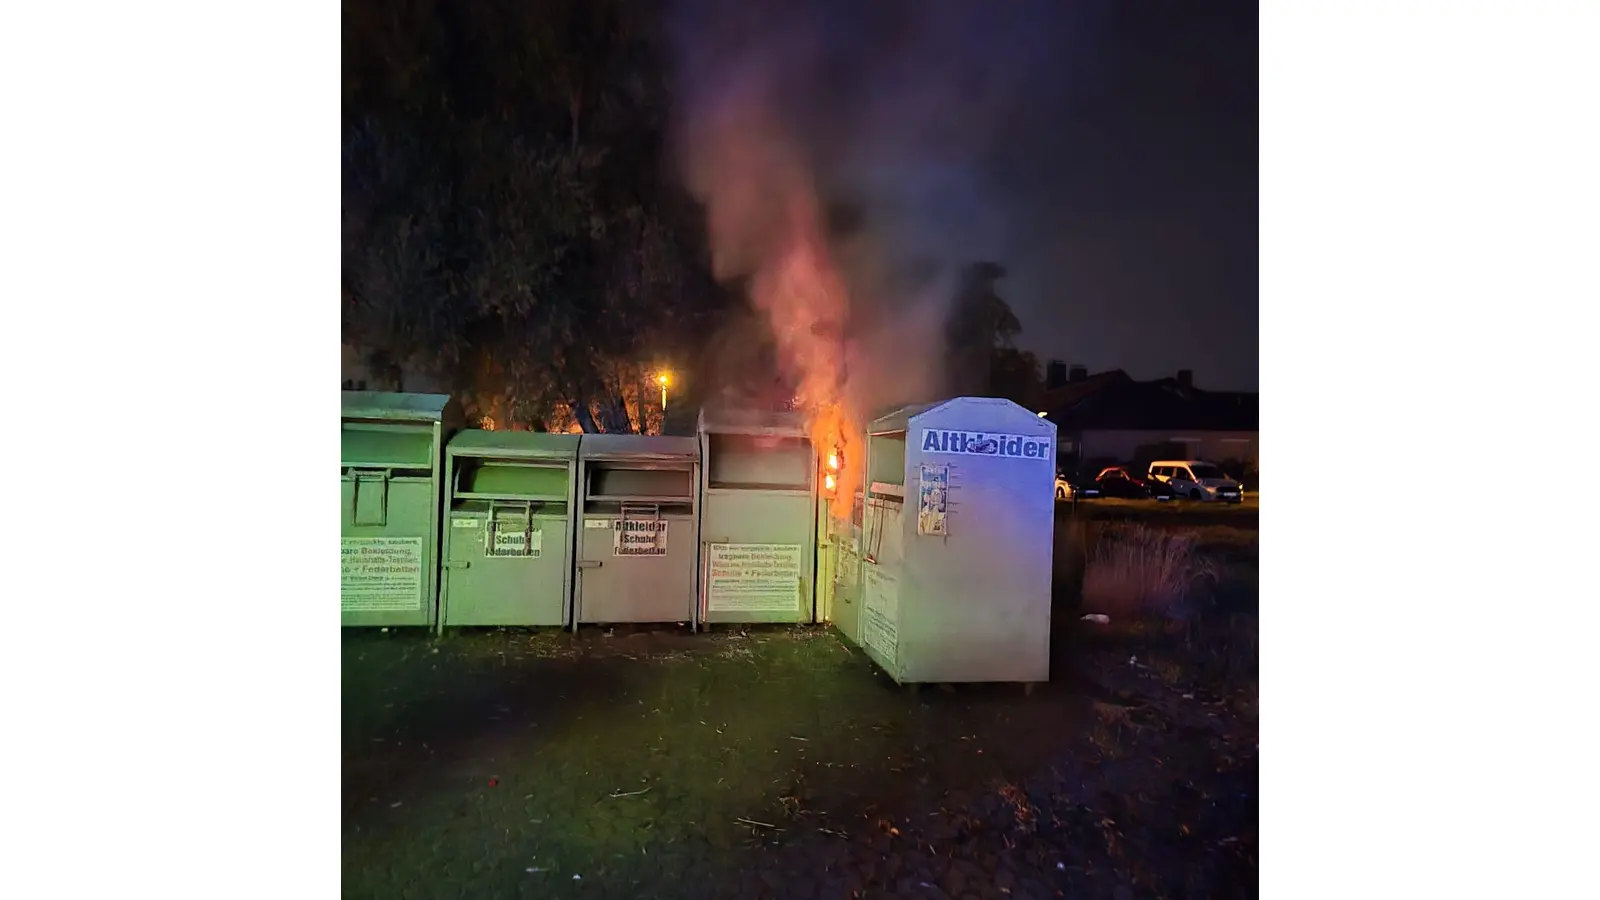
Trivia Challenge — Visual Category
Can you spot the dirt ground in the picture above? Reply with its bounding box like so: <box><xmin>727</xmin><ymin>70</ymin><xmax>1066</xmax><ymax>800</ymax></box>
<box><xmin>343</xmin><ymin>507</ymin><xmax>1257</xmax><ymax>899</ymax></box>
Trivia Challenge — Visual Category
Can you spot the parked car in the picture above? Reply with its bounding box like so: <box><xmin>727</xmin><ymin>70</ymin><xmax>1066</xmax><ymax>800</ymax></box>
<box><xmin>1095</xmin><ymin>466</ymin><xmax>1175</xmax><ymax>501</ymax></box>
<box><xmin>1055</xmin><ymin>471</ymin><xmax>1100</xmax><ymax>501</ymax></box>
<box><xmin>1146</xmin><ymin>460</ymin><xmax>1244</xmax><ymax>503</ymax></box>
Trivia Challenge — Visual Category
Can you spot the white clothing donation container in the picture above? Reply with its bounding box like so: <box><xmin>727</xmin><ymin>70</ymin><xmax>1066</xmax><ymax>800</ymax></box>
<box><xmin>849</xmin><ymin>397</ymin><xmax>1056</xmax><ymax>685</ymax></box>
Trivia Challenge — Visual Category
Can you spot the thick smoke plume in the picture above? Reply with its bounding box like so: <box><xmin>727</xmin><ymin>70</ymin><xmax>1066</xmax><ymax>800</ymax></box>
<box><xmin>668</xmin><ymin>0</ymin><xmax>1078</xmax><ymax>514</ymax></box>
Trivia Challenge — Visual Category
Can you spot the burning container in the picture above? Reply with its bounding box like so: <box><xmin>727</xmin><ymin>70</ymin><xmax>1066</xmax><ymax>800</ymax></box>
<box><xmin>341</xmin><ymin>391</ymin><xmax>459</xmax><ymax>629</ymax></box>
<box><xmin>438</xmin><ymin>430</ymin><xmax>580</xmax><ymax>629</ymax></box>
<box><xmin>819</xmin><ymin>487</ymin><xmax>866</xmax><ymax>641</ymax></box>
<box><xmin>696</xmin><ymin>409</ymin><xmax>820</xmax><ymax>625</ymax></box>
<box><xmin>847</xmin><ymin>398</ymin><xmax>1056</xmax><ymax>685</ymax></box>
<box><xmin>573</xmin><ymin>434</ymin><xmax>702</xmax><ymax>627</ymax></box>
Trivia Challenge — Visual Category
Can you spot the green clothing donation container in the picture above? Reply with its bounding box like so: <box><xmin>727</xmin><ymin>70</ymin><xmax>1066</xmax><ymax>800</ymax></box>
<box><xmin>696</xmin><ymin>408</ymin><xmax>819</xmax><ymax>625</ymax></box>
<box><xmin>341</xmin><ymin>391</ymin><xmax>457</xmax><ymax>628</ymax></box>
<box><xmin>439</xmin><ymin>430</ymin><xmax>580</xmax><ymax>629</ymax></box>
<box><xmin>573</xmin><ymin>434</ymin><xmax>702</xmax><ymax>628</ymax></box>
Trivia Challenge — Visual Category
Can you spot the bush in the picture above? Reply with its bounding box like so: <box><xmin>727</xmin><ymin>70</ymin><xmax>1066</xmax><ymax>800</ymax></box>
<box><xmin>1080</xmin><ymin>523</ymin><xmax>1218</xmax><ymax>619</ymax></box>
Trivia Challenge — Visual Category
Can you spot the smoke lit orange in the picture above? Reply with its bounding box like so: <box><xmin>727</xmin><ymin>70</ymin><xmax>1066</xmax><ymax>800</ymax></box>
<box><xmin>745</xmin><ymin>194</ymin><xmax>863</xmax><ymax>521</ymax></box>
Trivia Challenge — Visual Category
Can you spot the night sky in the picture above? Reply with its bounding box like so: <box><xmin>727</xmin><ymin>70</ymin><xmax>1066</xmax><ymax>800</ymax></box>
<box><xmin>672</xmin><ymin>0</ymin><xmax>1258</xmax><ymax>393</ymax></box>
<box><xmin>999</xmin><ymin>1</ymin><xmax>1258</xmax><ymax>390</ymax></box>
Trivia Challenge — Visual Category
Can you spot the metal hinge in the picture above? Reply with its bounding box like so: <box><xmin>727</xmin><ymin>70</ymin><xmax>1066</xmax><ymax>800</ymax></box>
<box><xmin>443</xmin><ymin>560</ymin><xmax>471</xmax><ymax>570</ymax></box>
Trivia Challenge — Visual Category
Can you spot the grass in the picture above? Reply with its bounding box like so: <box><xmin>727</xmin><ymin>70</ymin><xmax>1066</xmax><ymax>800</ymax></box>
<box><xmin>342</xmin><ymin>507</ymin><xmax>1260</xmax><ymax>899</ymax></box>
<box><xmin>1056</xmin><ymin>497</ymin><xmax>1257</xmax><ymax>620</ymax></box>
<box><xmin>1080</xmin><ymin>523</ymin><xmax>1220</xmax><ymax>619</ymax></box>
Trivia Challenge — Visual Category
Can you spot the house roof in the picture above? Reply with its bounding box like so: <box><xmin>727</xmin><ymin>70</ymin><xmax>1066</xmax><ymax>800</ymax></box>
<box><xmin>1038</xmin><ymin>369</ymin><xmax>1133</xmax><ymax>411</ymax></box>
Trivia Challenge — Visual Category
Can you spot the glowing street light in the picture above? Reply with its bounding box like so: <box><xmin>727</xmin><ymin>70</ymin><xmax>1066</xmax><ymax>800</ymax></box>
<box><xmin>657</xmin><ymin>373</ymin><xmax>670</xmax><ymax>410</ymax></box>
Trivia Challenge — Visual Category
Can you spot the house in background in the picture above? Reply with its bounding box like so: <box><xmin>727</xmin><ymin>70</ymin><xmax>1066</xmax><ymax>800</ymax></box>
<box><xmin>1040</xmin><ymin>362</ymin><xmax>1258</xmax><ymax>483</ymax></box>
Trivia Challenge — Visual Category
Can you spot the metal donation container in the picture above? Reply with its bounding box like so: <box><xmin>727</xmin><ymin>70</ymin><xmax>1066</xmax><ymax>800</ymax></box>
<box><xmin>697</xmin><ymin>409</ymin><xmax>819</xmax><ymax>625</ymax></box>
<box><xmin>341</xmin><ymin>391</ymin><xmax>457</xmax><ymax>628</ymax></box>
<box><xmin>573</xmin><ymin>434</ymin><xmax>702</xmax><ymax>627</ymax></box>
<box><xmin>848</xmin><ymin>397</ymin><xmax>1056</xmax><ymax>685</ymax></box>
<box><xmin>821</xmin><ymin>486</ymin><xmax>867</xmax><ymax>646</ymax></box>
<box><xmin>438</xmin><ymin>430</ymin><xmax>580</xmax><ymax>629</ymax></box>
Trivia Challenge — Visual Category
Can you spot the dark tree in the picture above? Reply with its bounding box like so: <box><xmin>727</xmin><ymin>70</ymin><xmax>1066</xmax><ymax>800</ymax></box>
<box><xmin>989</xmin><ymin>347</ymin><xmax>1045</xmax><ymax>410</ymax></box>
<box><xmin>341</xmin><ymin>0</ymin><xmax>727</xmax><ymax>432</ymax></box>
<box><xmin>943</xmin><ymin>261</ymin><xmax>1023</xmax><ymax>397</ymax></box>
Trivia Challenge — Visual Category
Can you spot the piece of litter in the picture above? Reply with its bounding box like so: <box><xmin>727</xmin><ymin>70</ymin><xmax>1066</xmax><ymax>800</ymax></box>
<box><xmin>389</xmin><ymin>801</ymin><xmax>402</xmax><ymax>808</ymax></box>
<box><xmin>573</xmin><ymin>874</ymin><xmax>582</xmax><ymax>880</ymax></box>
<box><xmin>526</xmin><ymin>867</ymin><xmax>545</xmax><ymax>873</ymax></box>
<box><xmin>1080</xmin><ymin>614</ymin><xmax>1110</xmax><ymax>624</ymax></box>
<box><xmin>1057</xmin><ymin>862</ymin><xmax>1066</xmax><ymax>870</ymax></box>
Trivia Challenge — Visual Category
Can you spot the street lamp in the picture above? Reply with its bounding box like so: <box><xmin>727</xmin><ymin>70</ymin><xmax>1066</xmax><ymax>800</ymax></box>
<box><xmin>657</xmin><ymin>373</ymin><xmax>670</xmax><ymax>410</ymax></box>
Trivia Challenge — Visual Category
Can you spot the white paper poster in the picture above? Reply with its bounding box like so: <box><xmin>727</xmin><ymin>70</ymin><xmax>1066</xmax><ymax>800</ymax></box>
<box><xmin>835</xmin><ymin>541</ymin><xmax>859</xmax><ymax>589</ymax></box>
<box><xmin>485</xmin><ymin>520</ymin><xmax>543</xmax><ymax>558</ymax></box>
<box><xmin>613</xmin><ymin>519</ymin><xmax>668</xmax><ymax>556</ymax></box>
<box><xmin>706</xmin><ymin>543</ymin><xmax>802</xmax><ymax>612</ymax></box>
<box><xmin>341</xmin><ymin>537</ymin><xmax>425</xmax><ymax>612</ymax></box>
<box><xmin>917</xmin><ymin>463</ymin><xmax>949</xmax><ymax>536</ymax></box>
<box><xmin>862</xmin><ymin>565</ymin><xmax>899</xmax><ymax>664</ymax></box>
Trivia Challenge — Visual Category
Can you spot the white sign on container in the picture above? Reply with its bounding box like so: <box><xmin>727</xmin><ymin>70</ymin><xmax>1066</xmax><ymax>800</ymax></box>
<box><xmin>706</xmin><ymin>543</ymin><xmax>802</xmax><ymax>612</ymax></box>
<box><xmin>613</xmin><ymin>519</ymin><xmax>668</xmax><ymax>556</ymax></box>
<box><xmin>917</xmin><ymin>463</ymin><xmax>949</xmax><ymax>536</ymax></box>
<box><xmin>862</xmin><ymin>565</ymin><xmax>900</xmax><ymax>665</ymax></box>
<box><xmin>486</xmin><ymin>520</ymin><xmax>542</xmax><ymax>558</ymax></box>
<box><xmin>920</xmin><ymin>429</ymin><xmax>1052</xmax><ymax>460</ymax></box>
<box><xmin>341</xmin><ymin>537</ymin><xmax>424</xmax><ymax>611</ymax></box>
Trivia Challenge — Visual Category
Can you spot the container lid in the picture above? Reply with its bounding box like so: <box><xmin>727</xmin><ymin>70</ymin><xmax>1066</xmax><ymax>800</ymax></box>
<box><xmin>341</xmin><ymin>428</ymin><xmax>436</xmax><ymax>467</ymax></box>
<box><xmin>871</xmin><ymin>396</ymin><xmax>1057</xmax><ymax>437</ymax></box>
<box><xmin>447</xmin><ymin>429</ymin><xmax>581</xmax><ymax>460</ymax></box>
<box><xmin>579</xmin><ymin>434</ymin><xmax>698</xmax><ymax>462</ymax></box>
<box><xmin>696</xmin><ymin>407</ymin><xmax>808</xmax><ymax>437</ymax></box>
<box><xmin>341</xmin><ymin>391</ymin><xmax>451</xmax><ymax>422</ymax></box>
<box><xmin>867</xmin><ymin>401</ymin><xmax>943</xmax><ymax>435</ymax></box>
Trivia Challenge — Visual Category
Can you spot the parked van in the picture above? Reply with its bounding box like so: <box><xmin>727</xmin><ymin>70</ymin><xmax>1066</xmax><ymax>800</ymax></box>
<box><xmin>1146</xmin><ymin>460</ymin><xmax>1244</xmax><ymax>503</ymax></box>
